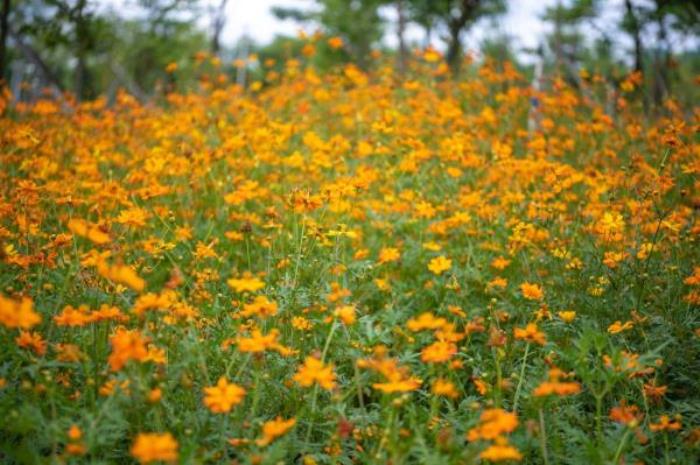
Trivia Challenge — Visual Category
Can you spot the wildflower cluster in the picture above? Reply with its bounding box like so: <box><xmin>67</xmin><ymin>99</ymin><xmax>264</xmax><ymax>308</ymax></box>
<box><xmin>0</xmin><ymin>47</ymin><xmax>698</xmax><ymax>464</ymax></box>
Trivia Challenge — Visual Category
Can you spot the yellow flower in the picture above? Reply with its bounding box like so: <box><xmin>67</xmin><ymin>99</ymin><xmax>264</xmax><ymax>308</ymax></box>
<box><xmin>130</xmin><ymin>432</ymin><xmax>178</xmax><ymax>464</ymax></box>
<box><xmin>491</xmin><ymin>256</ymin><xmax>511</xmax><ymax>270</ymax></box>
<box><xmin>608</xmin><ymin>320</ymin><xmax>634</xmax><ymax>334</ymax></box>
<box><xmin>0</xmin><ymin>295</ymin><xmax>41</xmax><ymax>329</ymax></box>
<box><xmin>203</xmin><ymin>377</ymin><xmax>246</xmax><ymax>413</ymax></box>
<box><xmin>428</xmin><ymin>256</ymin><xmax>452</xmax><ymax>275</ymax></box>
<box><xmin>520</xmin><ymin>282</ymin><xmax>544</xmax><ymax>301</ymax></box>
<box><xmin>96</xmin><ymin>260</ymin><xmax>145</xmax><ymax>292</ymax></box>
<box><xmin>293</xmin><ymin>356</ymin><xmax>336</xmax><ymax>390</ymax></box>
<box><xmin>334</xmin><ymin>304</ymin><xmax>356</xmax><ymax>325</ymax></box>
<box><xmin>557</xmin><ymin>311</ymin><xmax>576</xmax><ymax>323</ymax></box>
<box><xmin>236</xmin><ymin>329</ymin><xmax>295</xmax><ymax>355</ymax></box>
<box><xmin>255</xmin><ymin>417</ymin><xmax>296</xmax><ymax>446</ymax></box>
<box><xmin>240</xmin><ymin>295</ymin><xmax>278</xmax><ymax>319</ymax></box>
<box><xmin>480</xmin><ymin>440</ymin><xmax>523</xmax><ymax>462</ymax></box>
<box><xmin>467</xmin><ymin>409</ymin><xmax>519</xmax><ymax>441</ymax></box>
<box><xmin>358</xmin><ymin>354</ymin><xmax>422</xmax><ymax>394</ymax></box>
<box><xmin>228</xmin><ymin>273</ymin><xmax>265</xmax><ymax>293</ymax></box>
<box><xmin>67</xmin><ymin>218</ymin><xmax>110</xmax><ymax>245</ymax></box>
<box><xmin>513</xmin><ymin>323</ymin><xmax>546</xmax><ymax>345</ymax></box>
<box><xmin>377</xmin><ymin>247</ymin><xmax>400</xmax><ymax>264</ymax></box>
<box><xmin>407</xmin><ymin>312</ymin><xmax>447</xmax><ymax>332</ymax></box>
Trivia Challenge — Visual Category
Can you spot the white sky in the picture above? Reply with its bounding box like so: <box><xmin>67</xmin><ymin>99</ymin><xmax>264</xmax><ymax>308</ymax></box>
<box><xmin>202</xmin><ymin>0</ymin><xmax>628</xmax><ymax>62</ymax></box>
<box><xmin>102</xmin><ymin>0</ymin><xmax>697</xmax><ymax>63</ymax></box>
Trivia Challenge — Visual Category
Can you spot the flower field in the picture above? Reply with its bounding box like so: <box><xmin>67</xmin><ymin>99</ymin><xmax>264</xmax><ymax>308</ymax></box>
<box><xmin>0</xmin><ymin>55</ymin><xmax>699</xmax><ymax>464</ymax></box>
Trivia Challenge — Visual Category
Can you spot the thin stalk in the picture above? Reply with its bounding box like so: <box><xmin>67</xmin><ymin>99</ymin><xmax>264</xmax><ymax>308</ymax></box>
<box><xmin>612</xmin><ymin>427</ymin><xmax>632</xmax><ymax>464</ymax></box>
<box><xmin>539</xmin><ymin>408</ymin><xmax>550</xmax><ymax>465</ymax></box>
<box><xmin>512</xmin><ymin>343</ymin><xmax>530</xmax><ymax>412</ymax></box>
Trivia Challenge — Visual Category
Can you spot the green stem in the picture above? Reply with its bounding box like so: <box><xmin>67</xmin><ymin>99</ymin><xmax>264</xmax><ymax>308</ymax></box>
<box><xmin>612</xmin><ymin>427</ymin><xmax>632</xmax><ymax>464</ymax></box>
<box><xmin>595</xmin><ymin>393</ymin><xmax>604</xmax><ymax>442</ymax></box>
<box><xmin>539</xmin><ymin>408</ymin><xmax>550</xmax><ymax>465</ymax></box>
<box><xmin>304</xmin><ymin>320</ymin><xmax>338</xmax><ymax>446</ymax></box>
<box><xmin>512</xmin><ymin>343</ymin><xmax>530</xmax><ymax>412</ymax></box>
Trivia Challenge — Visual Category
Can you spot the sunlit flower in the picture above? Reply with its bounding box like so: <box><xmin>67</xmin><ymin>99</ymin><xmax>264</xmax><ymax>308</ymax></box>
<box><xmin>467</xmin><ymin>409</ymin><xmax>519</xmax><ymax>441</ymax></box>
<box><xmin>203</xmin><ymin>377</ymin><xmax>246</xmax><ymax>413</ymax></box>
<box><xmin>608</xmin><ymin>320</ymin><xmax>634</xmax><ymax>334</ymax></box>
<box><xmin>428</xmin><ymin>256</ymin><xmax>452</xmax><ymax>275</ymax></box>
<box><xmin>107</xmin><ymin>328</ymin><xmax>150</xmax><ymax>371</ymax></box>
<box><xmin>514</xmin><ymin>323</ymin><xmax>546</xmax><ymax>345</ymax></box>
<box><xmin>520</xmin><ymin>282</ymin><xmax>544</xmax><ymax>301</ymax></box>
<box><xmin>293</xmin><ymin>356</ymin><xmax>336</xmax><ymax>390</ymax></box>
<box><xmin>228</xmin><ymin>273</ymin><xmax>266</xmax><ymax>293</ymax></box>
<box><xmin>240</xmin><ymin>295</ymin><xmax>278</xmax><ymax>319</ymax></box>
<box><xmin>432</xmin><ymin>378</ymin><xmax>459</xmax><ymax>399</ymax></box>
<box><xmin>255</xmin><ymin>417</ymin><xmax>296</xmax><ymax>446</ymax></box>
<box><xmin>130</xmin><ymin>432</ymin><xmax>178</xmax><ymax>464</ymax></box>
<box><xmin>420</xmin><ymin>340</ymin><xmax>458</xmax><ymax>363</ymax></box>
<box><xmin>0</xmin><ymin>295</ymin><xmax>41</xmax><ymax>329</ymax></box>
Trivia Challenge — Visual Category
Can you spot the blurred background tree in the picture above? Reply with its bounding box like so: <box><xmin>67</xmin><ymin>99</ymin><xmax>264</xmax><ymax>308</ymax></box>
<box><xmin>0</xmin><ymin>0</ymin><xmax>696</xmax><ymax>111</ymax></box>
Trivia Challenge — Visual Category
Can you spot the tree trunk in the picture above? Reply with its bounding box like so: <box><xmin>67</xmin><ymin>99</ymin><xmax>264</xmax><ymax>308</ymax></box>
<box><xmin>9</xmin><ymin>30</ymin><xmax>63</xmax><ymax>96</ymax></box>
<box><xmin>396</xmin><ymin>0</ymin><xmax>407</xmax><ymax>76</ymax></box>
<box><xmin>0</xmin><ymin>0</ymin><xmax>10</xmax><ymax>85</ymax></box>
<box><xmin>652</xmin><ymin>10</ymin><xmax>669</xmax><ymax>107</ymax></box>
<box><xmin>445</xmin><ymin>0</ymin><xmax>481</xmax><ymax>76</ymax></box>
<box><xmin>211</xmin><ymin>0</ymin><xmax>229</xmax><ymax>55</ymax></box>
<box><xmin>74</xmin><ymin>0</ymin><xmax>88</xmax><ymax>101</ymax></box>
<box><xmin>624</xmin><ymin>0</ymin><xmax>643</xmax><ymax>73</ymax></box>
<box><xmin>446</xmin><ymin>24</ymin><xmax>462</xmax><ymax>74</ymax></box>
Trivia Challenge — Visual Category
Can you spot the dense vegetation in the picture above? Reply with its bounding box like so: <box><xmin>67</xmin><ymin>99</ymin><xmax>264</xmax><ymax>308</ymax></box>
<box><xmin>0</xmin><ymin>46</ymin><xmax>698</xmax><ymax>464</ymax></box>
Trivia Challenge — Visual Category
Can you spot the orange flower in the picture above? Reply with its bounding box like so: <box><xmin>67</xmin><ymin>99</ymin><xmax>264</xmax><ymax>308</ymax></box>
<box><xmin>377</xmin><ymin>247</ymin><xmax>400</xmax><ymax>264</ymax></box>
<box><xmin>334</xmin><ymin>304</ymin><xmax>356</xmax><ymax>325</ymax></box>
<box><xmin>255</xmin><ymin>417</ymin><xmax>297</xmax><ymax>446</ymax></box>
<box><xmin>607</xmin><ymin>320</ymin><xmax>634</xmax><ymax>334</ymax></box>
<box><xmin>428</xmin><ymin>256</ymin><xmax>452</xmax><ymax>275</ymax></box>
<box><xmin>66</xmin><ymin>425</ymin><xmax>86</xmax><ymax>456</ymax></box>
<box><xmin>327</xmin><ymin>36</ymin><xmax>344</xmax><ymax>49</ymax></box>
<box><xmin>643</xmin><ymin>382</ymin><xmax>668</xmax><ymax>402</ymax></box>
<box><xmin>491</xmin><ymin>256</ymin><xmax>511</xmax><ymax>270</ymax></box>
<box><xmin>55</xmin><ymin>343</ymin><xmax>84</xmax><ymax>362</ymax></box>
<box><xmin>107</xmin><ymin>327</ymin><xmax>150</xmax><ymax>371</ymax></box>
<box><xmin>406</xmin><ymin>312</ymin><xmax>447</xmax><ymax>332</ymax></box>
<box><xmin>609</xmin><ymin>401</ymin><xmax>643</xmax><ymax>426</ymax></box>
<box><xmin>513</xmin><ymin>323</ymin><xmax>546</xmax><ymax>345</ymax></box>
<box><xmin>649</xmin><ymin>415</ymin><xmax>682</xmax><ymax>432</ymax></box>
<box><xmin>293</xmin><ymin>356</ymin><xmax>336</xmax><ymax>390</ymax></box>
<box><xmin>240</xmin><ymin>295</ymin><xmax>278</xmax><ymax>319</ymax></box>
<box><xmin>67</xmin><ymin>218</ymin><xmax>110</xmax><ymax>245</ymax></box>
<box><xmin>420</xmin><ymin>340</ymin><xmax>458</xmax><ymax>363</ymax></box>
<box><xmin>148</xmin><ymin>388</ymin><xmax>163</xmax><ymax>403</ymax></box>
<box><xmin>480</xmin><ymin>438</ymin><xmax>523</xmax><ymax>462</ymax></box>
<box><xmin>203</xmin><ymin>377</ymin><xmax>246</xmax><ymax>413</ymax></box>
<box><xmin>358</xmin><ymin>354</ymin><xmax>422</xmax><ymax>394</ymax></box>
<box><xmin>15</xmin><ymin>330</ymin><xmax>47</xmax><ymax>355</ymax></box>
<box><xmin>96</xmin><ymin>260</ymin><xmax>145</xmax><ymax>292</ymax></box>
<box><xmin>130</xmin><ymin>432</ymin><xmax>178</xmax><ymax>464</ymax></box>
<box><xmin>432</xmin><ymin>378</ymin><xmax>459</xmax><ymax>399</ymax></box>
<box><xmin>236</xmin><ymin>329</ymin><xmax>295</xmax><ymax>355</ymax></box>
<box><xmin>54</xmin><ymin>305</ymin><xmax>93</xmax><ymax>327</ymax></box>
<box><xmin>467</xmin><ymin>409</ymin><xmax>519</xmax><ymax>441</ymax></box>
<box><xmin>532</xmin><ymin>368</ymin><xmax>581</xmax><ymax>397</ymax></box>
<box><xmin>0</xmin><ymin>295</ymin><xmax>41</xmax><ymax>329</ymax></box>
<box><xmin>520</xmin><ymin>282</ymin><xmax>544</xmax><ymax>301</ymax></box>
